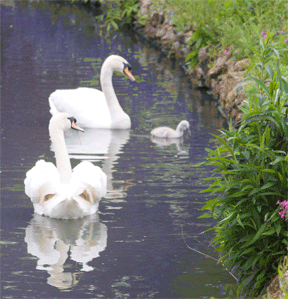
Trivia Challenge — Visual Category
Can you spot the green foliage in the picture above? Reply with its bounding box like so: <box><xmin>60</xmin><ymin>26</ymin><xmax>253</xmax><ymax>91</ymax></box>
<box><xmin>96</xmin><ymin>0</ymin><xmax>143</xmax><ymax>33</ymax></box>
<box><xmin>154</xmin><ymin>0</ymin><xmax>288</xmax><ymax>67</ymax></box>
<box><xmin>185</xmin><ymin>22</ymin><xmax>219</xmax><ymax>68</ymax></box>
<box><xmin>195</xmin><ymin>36</ymin><xmax>288</xmax><ymax>296</ymax></box>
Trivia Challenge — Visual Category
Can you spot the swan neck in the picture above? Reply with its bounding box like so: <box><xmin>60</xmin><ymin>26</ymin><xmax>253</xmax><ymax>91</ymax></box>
<box><xmin>100</xmin><ymin>62</ymin><xmax>127</xmax><ymax>122</ymax></box>
<box><xmin>176</xmin><ymin>124</ymin><xmax>184</xmax><ymax>137</ymax></box>
<box><xmin>50</xmin><ymin>128</ymin><xmax>72</xmax><ymax>184</ymax></box>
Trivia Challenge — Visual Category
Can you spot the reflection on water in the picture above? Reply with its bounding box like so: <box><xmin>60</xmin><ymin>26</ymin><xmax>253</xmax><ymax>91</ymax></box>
<box><xmin>25</xmin><ymin>213</ymin><xmax>107</xmax><ymax>289</ymax></box>
<box><xmin>150</xmin><ymin>136</ymin><xmax>189</xmax><ymax>156</ymax></box>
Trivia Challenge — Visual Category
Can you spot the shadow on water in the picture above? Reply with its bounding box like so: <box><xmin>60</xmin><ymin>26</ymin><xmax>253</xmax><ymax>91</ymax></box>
<box><xmin>1</xmin><ymin>1</ymin><xmax>237</xmax><ymax>298</ymax></box>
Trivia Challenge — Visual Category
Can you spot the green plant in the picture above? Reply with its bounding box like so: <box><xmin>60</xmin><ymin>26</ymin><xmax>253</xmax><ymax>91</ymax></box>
<box><xmin>195</xmin><ymin>35</ymin><xmax>288</xmax><ymax>296</ymax></box>
<box><xmin>278</xmin><ymin>255</ymin><xmax>288</xmax><ymax>298</ymax></box>
<box><xmin>154</xmin><ymin>0</ymin><xmax>288</xmax><ymax>67</ymax></box>
<box><xmin>185</xmin><ymin>22</ymin><xmax>219</xmax><ymax>68</ymax></box>
<box><xmin>96</xmin><ymin>0</ymin><xmax>142</xmax><ymax>32</ymax></box>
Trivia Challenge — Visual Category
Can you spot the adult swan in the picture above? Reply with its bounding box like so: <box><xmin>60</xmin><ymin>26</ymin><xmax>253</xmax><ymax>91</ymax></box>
<box><xmin>49</xmin><ymin>55</ymin><xmax>136</xmax><ymax>129</ymax></box>
<box><xmin>24</xmin><ymin>113</ymin><xmax>107</xmax><ymax>219</ymax></box>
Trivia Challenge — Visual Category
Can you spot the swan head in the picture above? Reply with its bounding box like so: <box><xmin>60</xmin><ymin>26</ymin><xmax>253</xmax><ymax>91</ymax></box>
<box><xmin>178</xmin><ymin>120</ymin><xmax>190</xmax><ymax>132</ymax></box>
<box><xmin>104</xmin><ymin>55</ymin><xmax>135</xmax><ymax>81</ymax></box>
<box><xmin>49</xmin><ymin>113</ymin><xmax>84</xmax><ymax>133</ymax></box>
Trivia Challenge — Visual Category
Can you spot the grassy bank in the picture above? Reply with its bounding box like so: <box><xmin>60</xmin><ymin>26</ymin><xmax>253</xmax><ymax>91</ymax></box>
<box><xmin>151</xmin><ymin>1</ymin><xmax>288</xmax><ymax>296</ymax></box>
<box><xmin>195</xmin><ymin>32</ymin><xmax>288</xmax><ymax>297</ymax></box>
<box><xmin>153</xmin><ymin>0</ymin><xmax>288</xmax><ymax>68</ymax></box>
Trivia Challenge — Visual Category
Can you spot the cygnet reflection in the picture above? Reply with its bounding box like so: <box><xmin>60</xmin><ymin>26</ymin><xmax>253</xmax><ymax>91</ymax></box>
<box><xmin>151</xmin><ymin>136</ymin><xmax>189</xmax><ymax>156</ymax></box>
<box><xmin>24</xmin><ymin>213</ymin><xmax>107</xmax><ymax>290</ymax></box>
<box><xmin>63</xmin><ymin>128</ymin><xmax>131</xmax><ymax>199</ymax></box>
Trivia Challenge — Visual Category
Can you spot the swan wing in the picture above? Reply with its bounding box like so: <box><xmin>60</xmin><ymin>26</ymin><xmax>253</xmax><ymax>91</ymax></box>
<box><xmin>71</xmin><ymin>161</ymin><xmax>107</xmax><ymax>202</ymax></box>
<box><xmin>151</xmin><ymin>127</ymin><xmax>172</xmax><ymax>138</ymax></box>
<box><xmin>24</xmin><ymin>160</ymin><xmax>61</xmax><ymax>204</ymax></box>
<box><xmin>49</xmin><ymin>87</ymin><xmax>111</xmax><ymax>128</ymax></box>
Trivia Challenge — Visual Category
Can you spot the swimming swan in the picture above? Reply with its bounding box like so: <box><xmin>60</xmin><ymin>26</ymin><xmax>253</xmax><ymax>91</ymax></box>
<box><xmin>24</xmin><ymin>113</ymin><xmax>107</xmax><ymax>219</ymax></box>
<box><xmin>150</xmin><ymin>120</ymin><xmax>190</xmax><ymax>138</ymax></box>
<box><xmin>49</xmin><ymin>55</ymin><xmax>135</xmax><ymax>129</ymax></box>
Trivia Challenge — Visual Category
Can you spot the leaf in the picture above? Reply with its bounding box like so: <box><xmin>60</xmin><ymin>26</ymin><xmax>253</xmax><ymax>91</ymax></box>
<box><xmin>212</xmin><ymin>134</ymin><xmax>234</xmax><ymax>156</ymax></box>
<box><xmin>275</xmin><ymin>223</ymin><xmax>282</xmax><ymax>236</ymax></box>
<box><xmin>237</xmin><ymin>213</ymin><xmax>245</xmax><ymax>229</ymax></box>
<box><xmin>264</xmin><ymin>64</ymin><xmax>274</xmax><ymax>79</ymax></box>
<box><xmin>247</xmin><ymin>75</ymin><xmax>270</xmax><ymax>97</ymax></box>
<box><xmin>262</xmin><ymin>228</ymin><xmax>276</xmax><ymax>235</ymax></box>
<box><xmin>242</xmin><ymin>151</ymin><xmax>250</xmax><ymax>160</ymax></box>
<box><xmin>198</xmin><ymin>214</ymin><xmax>212</xmax><ymax>219</ymax></box>
<box><xmin>260</xmin><ymin>182</ymin><xmax>275</xmax><ymax>190</ymax></box>
<box><xmin>270</xmin><ymin>156</ymin><xmax>285</xmax><ymax>165</ymax></box>
<box><xmin>244</xmin><ymin>223</ymin><xmax>267</xmax><ymax>247</ymax></box>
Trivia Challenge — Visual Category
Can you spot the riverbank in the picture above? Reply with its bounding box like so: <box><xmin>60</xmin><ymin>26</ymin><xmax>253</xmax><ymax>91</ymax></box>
<box><xmin>135</xmin><ymin>0</ymin><xmax>249</xmax><ymax>123</ymax></box>
<box><xmin>135</xmin><ymin>1</ymin><xmax>288</xmax><ymax>298</ymax></box>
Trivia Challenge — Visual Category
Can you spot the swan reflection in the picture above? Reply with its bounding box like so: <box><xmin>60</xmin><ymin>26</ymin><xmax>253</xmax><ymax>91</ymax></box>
<box><xmin>24</xmin><ymin>213</ymin><xmax>107</xmax><ymax>290</ymax></box>
<box><xmin>150</xmin><ymin>136</ymin><xmax>189</xmax><ymax>156</ymax></box>
<box><xmin>64</xmin><ymin>128</ymin><xmax>131</xmax><ymax>199</ymax></box>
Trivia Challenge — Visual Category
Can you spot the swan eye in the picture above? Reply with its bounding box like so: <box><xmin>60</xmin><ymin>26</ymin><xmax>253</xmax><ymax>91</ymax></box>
<box><xmin>68</xmin><ymin>116</ymin><xmax>77</xmax><ymax>125</ymax></box>
<box><xmin>123</xmin><ymin>63</ymin><xmax>132</xmax><ymax>71</ymax></box>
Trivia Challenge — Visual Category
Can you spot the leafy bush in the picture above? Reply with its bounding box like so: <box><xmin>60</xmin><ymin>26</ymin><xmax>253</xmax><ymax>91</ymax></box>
<box><xmin>195</xmin><ymin>34</ymin><xmax>288</xmax><ymax>296</ymax></box>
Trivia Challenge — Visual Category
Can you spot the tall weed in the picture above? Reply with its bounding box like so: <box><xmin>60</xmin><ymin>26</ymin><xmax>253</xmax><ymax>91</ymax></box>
<box><xmin>195</xmin><ymin>35</ymin><xmax>288</xmax><ymax>296</ymax></box>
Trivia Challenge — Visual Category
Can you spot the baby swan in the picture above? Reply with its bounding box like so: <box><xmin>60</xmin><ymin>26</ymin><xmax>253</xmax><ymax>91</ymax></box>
<box><xmin>150</xmin><ymin>120</ymin><xmax>190</xmax><ymax>138</ymax></box>
<box><xmin>24</xmin><ymin>113</ymin><xmax>107</xmax><ymax>219</ymax></box>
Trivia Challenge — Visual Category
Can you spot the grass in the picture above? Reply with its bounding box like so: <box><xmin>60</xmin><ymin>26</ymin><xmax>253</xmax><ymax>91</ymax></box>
<box><xmin>153</xmin><ymin>0</ymin><xmax>288</xmax><ymax>67</ymax></box>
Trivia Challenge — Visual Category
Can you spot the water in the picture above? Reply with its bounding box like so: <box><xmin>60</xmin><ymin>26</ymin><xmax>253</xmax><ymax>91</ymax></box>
<box><xmin>1</xmin><ymin>1</ymin><xmax>236</xmax><ymax>298</ymax></box>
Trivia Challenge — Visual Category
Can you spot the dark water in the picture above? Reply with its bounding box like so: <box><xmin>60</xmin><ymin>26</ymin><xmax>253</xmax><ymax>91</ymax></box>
<box><xmin>1</xmin><ymin>1</ymin><xmax>236</xmax><ymax>298</ymax></box>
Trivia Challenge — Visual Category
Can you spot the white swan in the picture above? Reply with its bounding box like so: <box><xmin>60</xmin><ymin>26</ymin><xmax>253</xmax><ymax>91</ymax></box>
<box><xmin>24</xmin><ymin>113</ymin><xmax>107</xmax><ymax>219</ymax></box>
<box><xmin>150</xmin><ymin>120</ymin><xmax>190</xmax><ymax>138</ymax></box>
<box><xmin>49</xmin><ymin>55</ymin><xmax>135</xmax><ymax>129</ymax></box>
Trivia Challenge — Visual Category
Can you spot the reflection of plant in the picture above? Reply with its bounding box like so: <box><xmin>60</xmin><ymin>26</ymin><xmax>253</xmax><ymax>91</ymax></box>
<box><xmin>195</xmin><ymin>36</ymin><xmax>288</xmax><ymax>296</ymax></box>
<box><xmin>96</xmin><ymin>0</ymin><xmax>143</xmax><ymax>32</ymax></box>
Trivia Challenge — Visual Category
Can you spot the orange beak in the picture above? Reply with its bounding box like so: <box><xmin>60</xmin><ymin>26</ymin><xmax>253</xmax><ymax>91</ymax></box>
<box><xmin>124</xmin><ymin>66</ymin><xmax>136</xmax><ymax>81</ymax></box>
<box><xmin>71</xmin><ymin>121</ymin><xmax>84</xmax><ymax>132</ymax></box>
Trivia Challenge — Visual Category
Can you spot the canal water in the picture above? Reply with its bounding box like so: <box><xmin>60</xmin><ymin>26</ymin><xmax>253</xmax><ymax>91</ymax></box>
<box><xmin>1</xmin><ymin>1</ymin><xmax>236</xmax><ymax>298</ymax></box>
